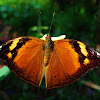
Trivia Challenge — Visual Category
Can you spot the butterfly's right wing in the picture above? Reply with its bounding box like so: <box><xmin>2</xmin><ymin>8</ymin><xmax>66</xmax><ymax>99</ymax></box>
<box><xmin>0</xmin><ymin>37</ymin><xmax>44</xmax><ymax>87</ymax></box>
<box><xmin>45</xmin><ymin>39</ymin><xmax>100</xmax><ymax>89</ymax></box>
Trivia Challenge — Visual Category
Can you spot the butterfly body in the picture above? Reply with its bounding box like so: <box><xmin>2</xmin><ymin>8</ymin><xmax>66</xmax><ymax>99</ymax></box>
<box><xmin>0</xmin><ymin>34</ymin><xmax>100</xmax><ymax>89</ymax></box>
<box><xmin>44</xmin><ymin>34</ymin><xmax>54</xmax><ymax>67</ymax></box>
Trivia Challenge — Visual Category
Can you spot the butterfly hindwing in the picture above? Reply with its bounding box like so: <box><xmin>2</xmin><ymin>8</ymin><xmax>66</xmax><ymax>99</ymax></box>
<box><xmin>45</xmin><ymin>39</ymin><xmax>100</xmax><ymax>89</ymax></box>
<box><xmin>0</xmin><ymin>37</ymin><xmax>44</xmax><ymax>87</ymax></box>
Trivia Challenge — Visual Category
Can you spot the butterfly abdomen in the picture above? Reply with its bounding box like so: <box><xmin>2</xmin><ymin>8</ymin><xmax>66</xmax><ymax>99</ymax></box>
<box><xmin>43</xmin><ymin>34</ymin><xmax>54</xmax><ymax>67</ymax></box>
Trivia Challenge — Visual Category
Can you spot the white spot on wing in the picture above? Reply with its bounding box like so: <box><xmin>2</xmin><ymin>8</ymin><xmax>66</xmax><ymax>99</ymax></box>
<box><xmin>90</xmin><ymin>48</ymin><xmax>100</xmax><ymax>57</ymax></box>
<box><xmin>97</xmin><ymin>51</ymin><xmax>100</xmax><ymax>57</ymax></box>
<box><xmin>0</xmin><ymin>45</ymin><xmax>2</xmax><ymax>50</ymax></box>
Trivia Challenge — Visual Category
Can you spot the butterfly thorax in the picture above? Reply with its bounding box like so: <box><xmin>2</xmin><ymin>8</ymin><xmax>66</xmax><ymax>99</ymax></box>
<box><xmin>44</xmin><ymin>34</ymin><xmax>54</xmax><ymax>67</ymax></box>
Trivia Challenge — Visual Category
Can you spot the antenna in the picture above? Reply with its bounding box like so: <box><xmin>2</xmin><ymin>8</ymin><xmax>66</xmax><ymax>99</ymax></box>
<box><xmin>49</xmin><ymin>12</ymin><xmax>55</xmax><ymax>35</ymax></box>
<box><xmin>37</xmin><ymin>10</ymin><xmax>42</xmax><ymax>34</ymax></box>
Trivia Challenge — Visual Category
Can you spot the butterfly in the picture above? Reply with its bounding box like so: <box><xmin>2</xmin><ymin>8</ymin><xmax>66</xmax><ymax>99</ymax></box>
<box><xmin>0</xmin><ymin>33</ymin><xmax>100</xmax><ymax>89</ymax></box>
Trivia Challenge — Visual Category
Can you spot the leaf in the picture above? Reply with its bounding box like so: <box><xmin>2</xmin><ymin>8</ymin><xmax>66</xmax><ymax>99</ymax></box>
<box><xmin>0</xmin><ymin>66</ymin><xmax>10</xmax><ymax>80</ymax></box>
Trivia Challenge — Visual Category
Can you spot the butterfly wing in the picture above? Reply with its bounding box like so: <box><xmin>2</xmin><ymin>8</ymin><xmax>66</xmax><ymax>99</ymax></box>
<box><xmin>45</xmin><ymin>39</ymin><xmax>100</xmax><ymax>89</ymax></box>
<box><xmin>0</xmin><ymin>37</ymin><xmax>44</xmax><ymax>87</ymax></box>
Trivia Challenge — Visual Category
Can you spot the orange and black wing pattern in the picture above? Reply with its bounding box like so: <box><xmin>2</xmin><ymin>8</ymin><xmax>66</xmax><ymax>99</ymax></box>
<box><xmin>0</xmin><ymin>37</ymin><xmax>44</xmax><ymax>87</ymax></box>
<box><xmin>45</xmin><ymin>39</ymin><xmax>100</xmax><ymax>89</ymax></box>
<box><xmin>0</xmin><ymin>35</ymin><xmax>100</xmax><ymax>89</ymax></box>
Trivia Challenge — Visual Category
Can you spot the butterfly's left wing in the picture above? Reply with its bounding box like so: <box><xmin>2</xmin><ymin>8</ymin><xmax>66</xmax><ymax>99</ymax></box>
<box><xmin>45</xmin><ymin>39</ymin><xmax>100</xmax><ymax>89</ymax></box>
<box><xmin>0</xmin><ymin>37</ymin><xmax>44</xmax><ymax>87</ymax></box>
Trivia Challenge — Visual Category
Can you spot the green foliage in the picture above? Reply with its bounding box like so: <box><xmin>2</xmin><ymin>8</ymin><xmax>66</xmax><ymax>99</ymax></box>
<box><xmin>0</xmin><ymin>0</ymin><xmax>99</xmax><ymax>100</ymax></box>
<box><xmin>0</xmin><ymin>1</ymin><xmax>40</xmax><ymax>36</ymax></box>
<box><xmin>0</xmin><ymin>0</ymin><xmax>97</xmax><ymax>42</ymax></box>
<box><xmin>0</xmin><ymin>66</ymin><xmax>10</xmax><ymax>80</ymax></box>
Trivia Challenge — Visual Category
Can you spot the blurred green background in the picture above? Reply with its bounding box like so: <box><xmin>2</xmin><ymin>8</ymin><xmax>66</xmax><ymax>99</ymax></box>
<box><xmin>0</xmin><ymin>0</ymin><xmax>100</xmax><ymax>100</ymax></box>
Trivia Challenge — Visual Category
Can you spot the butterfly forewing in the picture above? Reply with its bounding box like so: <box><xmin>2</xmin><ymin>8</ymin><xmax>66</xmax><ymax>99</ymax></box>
<box><xmin>0</xmin><ymin>37</ymin><xmax>44</xmax><ymax>87</ymax></box>
<box><xmin>45</xmin><ymin>39</ymin><xmax>100</xmax><ymax>89</ymax></box>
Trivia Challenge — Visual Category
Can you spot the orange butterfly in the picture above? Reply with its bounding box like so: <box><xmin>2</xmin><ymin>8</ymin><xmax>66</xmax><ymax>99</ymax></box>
<box><xmin>0</xmin><ymin>33</ymin><xmax>100</xmax><ymax>89</ymax></box>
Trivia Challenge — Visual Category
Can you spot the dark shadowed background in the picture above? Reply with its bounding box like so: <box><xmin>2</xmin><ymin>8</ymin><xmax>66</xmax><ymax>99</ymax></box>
<box><xmin>0</xmin><ymin>0</ymin><xmax>100</xmax><ymax>100</ymax></box>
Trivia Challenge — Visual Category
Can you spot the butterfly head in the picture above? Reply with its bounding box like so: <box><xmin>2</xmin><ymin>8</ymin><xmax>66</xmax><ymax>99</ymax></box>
<box><xmin>46</xmin><ymin>33</ymin><xmax>51</xmax><ymax>41</ymax></box>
